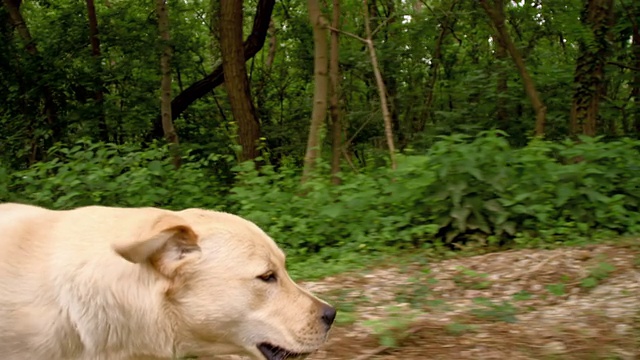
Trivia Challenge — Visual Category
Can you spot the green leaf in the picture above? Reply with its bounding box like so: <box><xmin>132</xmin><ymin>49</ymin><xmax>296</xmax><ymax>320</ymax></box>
<box><xmin>580</xmin><ymin>277</ymin><xmax>598</xmax><ymax>289</ymax></box>
<box><xmin>450</xmin><ymin>206</ymin><xmax>471</xmax><ymax>232</ymax></box>
<box><xmin>545</xmin><ymin>283</ymin><xmax>566</xmax><ymax>296</ymax></box>
<box><xmin>319</xmin><ymin>204</ymin><xmax>343</xmax><ymax>219</ymax></box>
<box><xmin>148</xmin><ymin>160</ymin><xmax>164</xmax><ymax>174</ymax></box>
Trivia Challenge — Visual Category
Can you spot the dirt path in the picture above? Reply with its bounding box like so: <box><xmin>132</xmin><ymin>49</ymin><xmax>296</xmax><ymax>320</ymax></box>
<box><xmin>303</xmin><ymin>243</ymin><xmax>640</xmax><ymax>360</ymax></box>
<box><xmin>213</xmin><ymin>242</ymin><xmax>639</xmax><ymax>359</ymax></box>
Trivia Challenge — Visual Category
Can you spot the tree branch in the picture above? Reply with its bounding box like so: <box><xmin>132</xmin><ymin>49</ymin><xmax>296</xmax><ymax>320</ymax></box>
<box><xmin>607</xmin><ymin>61</ymin><xmax>640</xmax><ymax>71</ymax></box>
<box><xmin>150</xmin><ymin>0</ymin><xmax>275</xmax><ymax>139</ymax></box>
<box><xmin>327</xmin><ymin>25</ymin><xmax>368</xmax><ymax>43</ymax></box>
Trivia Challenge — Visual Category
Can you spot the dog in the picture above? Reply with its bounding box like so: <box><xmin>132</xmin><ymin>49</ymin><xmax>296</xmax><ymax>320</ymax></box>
<box><xmin>0</xmin><ymin>203</ymin><xmax>335</xmax><ymax>360</ymax></box>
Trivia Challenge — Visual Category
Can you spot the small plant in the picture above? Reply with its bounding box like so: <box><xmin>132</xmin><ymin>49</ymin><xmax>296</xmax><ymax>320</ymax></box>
<box><xmin>363</xmin><ymin>306</ymin><xmax>417</xmax><ymax>348</ymax></box>
<box><xmin>335</xmin><ymin>311</ymin><xmax>358</xmax><ymax>326</ymax></box>
<box><xmin>469</xmin><ymin>297</ymin><xmax>519</xmax><ymax>323</ymax></box>
<box><xmin>445</xmin><ymin>322</ymin><xmax>477</xmax><ymax>335</ymax></box>
<box><xmin>580</xmin><ymin>261</ymin><xmax>616</xmax><ymax>289</ymax></box>
<box><xmin>322</xmin><ymin>288</ymin><xmax>363</xmax><ymax>326</ymax></box>
<box><xmin>453</xmin><ymin>266</ymin><xmax>493</xmax><ymax>290</ymax></box>
<box><xmin>512</xmin><ymin>290</ymin><xmax>533</xmax><ymax>301</ymax></box>
<box><xmin>395</xmin><ymin>266</ymin><xmax>435</xmax><ymax>309</ymax></box>
<box><xmin>546</xmin><ymin>283</ymin><xmax>567</xmax><ymax>296</ymax></box>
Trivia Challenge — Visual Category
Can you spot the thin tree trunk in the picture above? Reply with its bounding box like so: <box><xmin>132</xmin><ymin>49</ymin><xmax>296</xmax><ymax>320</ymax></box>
<box><xmin>633</xmin><ymin>3</ymin><xmax>640</xmax><ymax>136</ymax></box>
<box><xmin>86</xmin><ymin>0</ymin><xmax>108</xmax><ymax>141</ymax></box>
<box><xmin>149</xmin><ymin>0</ymin><xmax>274</xmax><ymax>140</ymax></box>
<box><xmin>493</xmin><ymin>32</ymin><xmax>509</xmax><ymax>129</ymax></box>
<box><xmin>569</xmin><ymin>0</ymin><xmax>614</xmax><ymax>137</ymax></box>
<box><xmin>363</xmin><ymin>0</ymin><xmax>396</xmax><ymax>170</ymax></box>
<box><xmin>420</xmin><ymin>0</ymin><xmax>457</xmax><ymax>133</ymax></box>
<box><xmin>220</xmin><ymin>0</ymin><xmax>262</xmax><ymax>162</ymax></box>
<box><xmin>329</xmin><ymin>0</ymin><xmax>342</xmax><ymax>185</ymax></box>
<box><xmin>302</xmin><ymin>0</ymin><xmax>329</xmax><ymax>182</ymax></box>
<box><xmin>255</xmin><ymin>19</ymin><xmax>276</xmax><ymax>121</ymax></box>
<box><xmin>266</xmin><ymin>19</ymin><xmax>277</xmax><ymax>69</ymax></box>
<box><xmin>156</xmin><ymin>0</ymin><xmax>181</xmax><ymax>168</ymax></box>
<box><xmin>479</xmin><ymin>0</ymin><xmax>546</xmax><ymax>137</ymax></box>
<box><xmin>420</xmin><ymin>25</ymin><xmax>446</xmax><ymax>132</ymax></box>
<box><xmin>378</xmin><ymin>0</ymin><xmax>403</xmax><ymax>151</ymax></box>
<box><xmin>631</xmin><ymin>19</ymin><xmax>640</xmax><ymax>136</ymax></box>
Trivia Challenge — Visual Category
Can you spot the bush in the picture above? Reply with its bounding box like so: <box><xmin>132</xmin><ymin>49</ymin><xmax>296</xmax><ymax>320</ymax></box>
<box><xmin>3</xmin><ymin>133</ymin><xmax>640</xmax><ymax>262</ymax></box>
<box><xmin>3</xmin><ymin>140</ymin><xmax>231</xmax><ymax>210</ymax></box>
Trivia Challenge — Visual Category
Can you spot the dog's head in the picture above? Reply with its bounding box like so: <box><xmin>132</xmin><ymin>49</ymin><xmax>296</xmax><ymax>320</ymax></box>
<box><xmin>112</xmin><ymin>208</ymin><xmax>335</xmax><ymax>360</ymax></box>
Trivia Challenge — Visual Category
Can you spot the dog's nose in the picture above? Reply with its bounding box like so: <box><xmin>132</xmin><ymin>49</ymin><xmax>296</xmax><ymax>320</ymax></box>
<box><xmin>321</xmin><ymin>304</ymin><xmax>337</xmax><ymax>327</ymax></box>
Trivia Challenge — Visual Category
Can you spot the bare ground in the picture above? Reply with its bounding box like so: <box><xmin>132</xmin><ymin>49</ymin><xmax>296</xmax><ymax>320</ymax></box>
<box><xmin>220</xmin><ymin>241</ymin><xmax>640</xmax><ymax>360</ymax></box>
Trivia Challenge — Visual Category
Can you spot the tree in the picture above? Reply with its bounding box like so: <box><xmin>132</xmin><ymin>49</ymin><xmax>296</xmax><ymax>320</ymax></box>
<box><xmin>150</xmin><ymin>0</ymin><xmax>274</xmax><ymax>141</ymax></box>
<box><xmin>479</xmin><ymin>0</ymin><xmax>547</xmax><ymax>137</ymax></box>
<box><xmin>86</xmin><ymin>0</ymin><xmax>107</xmax><ymax>141</ymax></box>
<box><xmin>3</xmin><ymin>0</ymin><xmax>60</xmax><ymax>154</ymax></box>
<box><xmin>157</xmin><ymin>0</ymin><xmax>181</xmax><ymax>168</ymax></box>
<box><xmin>220</xmin><ymin>0</ymin><xmax>262</xmax><ymax>162</ymax></box>
<box><xmin>419</xmin><ymin>0</ymin><xmax>458</xmax><ymax>133</ymax></box>
<box><xmin>329</xmin><ymin>0</ymin><xmax>342</xmax><ymax>185</ymax></box>
<box><xmin>632</xmin><ymin>2</ymin><xmax>640</xmax><ymax>135</ymax></box>
<box><xmin>570</xmin><ymin>0</ymin><xmax>615</xmax><ymax>136</ymax></box>
<box><xmin>493</xmin><ymin>31</ymin><xmax>509</xmax><ymax>129</ymax></box>
<box><xmin>2</xmin><ymin>0</ymin><xmax>639</xmax><ymax>172</ymax></box>
<box><xmin>363</xmin><ymin>0</ymin><xmax>396</xmax><ymax>170</ymax></box>
<box><xmin>302</xmin><ymin>0</ymin><xmax>329</xmax><ymax>181</ymax></box>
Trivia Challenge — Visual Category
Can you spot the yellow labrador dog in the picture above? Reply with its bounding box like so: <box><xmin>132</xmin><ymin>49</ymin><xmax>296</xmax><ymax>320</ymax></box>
<box><xmin>0</xmin><ymin>203</ymin><xmax>335</xmax><ymax>360</ymax></box>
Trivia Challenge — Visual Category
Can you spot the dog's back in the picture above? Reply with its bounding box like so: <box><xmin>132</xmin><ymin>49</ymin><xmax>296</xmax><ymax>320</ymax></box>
<box><xmin>0</xmin><ymin>203</ymin><xmax>84</xmax><ymax>359</ymax></box>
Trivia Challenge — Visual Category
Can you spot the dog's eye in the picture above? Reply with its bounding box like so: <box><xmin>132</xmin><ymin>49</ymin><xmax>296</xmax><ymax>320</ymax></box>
<box><xmin>257</xmin><ymin>271</ymin><xmax>277</xmax><ymax>283</ymax></box>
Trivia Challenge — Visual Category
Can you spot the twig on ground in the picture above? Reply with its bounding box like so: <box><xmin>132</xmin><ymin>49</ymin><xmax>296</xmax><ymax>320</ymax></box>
<box><xmin>496</xmin><ymin>253</ymin><xmax>564</xmax><ymax>283</ymax></box>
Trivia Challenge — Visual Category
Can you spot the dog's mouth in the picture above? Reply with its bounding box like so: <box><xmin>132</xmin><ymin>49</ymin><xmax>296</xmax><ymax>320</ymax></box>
<box><xmin>257</xmin><ymin>343</ymin><xmax>311</xmax><ymax>360</ymax></box>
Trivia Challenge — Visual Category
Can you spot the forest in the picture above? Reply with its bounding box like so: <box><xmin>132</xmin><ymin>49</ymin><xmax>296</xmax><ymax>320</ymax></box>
<box><xmin>1</xmin><ymin>0</ymin><xmax>639</xmax><ymax>263</ymax></box>
<box><xmin>1</xmin><ymin>0</ymin><xmax>640</xmax><ymax>358</ymax></box>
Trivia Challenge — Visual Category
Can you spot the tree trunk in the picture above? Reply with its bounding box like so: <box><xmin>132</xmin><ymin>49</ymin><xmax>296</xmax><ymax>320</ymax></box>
<box><xmin>3</xmin><ymin>0</ymin><xmax>60</xmax><ymax>145</ymax></box>
<box><xmin>86</xmin><ymin>0</ymin><xmax>108</xmax><ymax>141</ymax></box>
<box><xmin>329</xmin><ymin>0</ymin><xmax>342</xmax><ymax>185</ymax></box>
<box><xmin>363</xmin><ymin>0</ymin><xmax>396</xmax><ymax>170</ymax></box>
<box><xmin>156</xmin><ymin>0</ymin><xmax>181</xmax><ymax>168</ymax></box>
<box><xmin>420</xmin><ymin>0</ymin><xmax>458</xmax><ymax>133</ymax></box>
<box><xmin>377</xmin><ymin>1</ymin><xmax>404</xmax><ymax>151</ymax></box>
<box><xmin>479</xmin><ymin>0</ymin><xmax>546</xmax><ymax>137</ymax></box>
<box><xmin>150</xmin><ymin>0</ymin><xmax>275</xmax><ymax>140</ymax></box>
<box><xmin>302</xmin><ymin>0</ymin><xmax>329</xmax><ymax>182</ymax></box>
<box><xmin>255</xmin><ymin>19</ymin><xmax>277</xmax><ymax>130</ymax></box>
<box><xmin>493</xmin><ymin>31</ymin><xmax>509</xmax><ymax>129</ymax></box>
<box><xmin>220</xmin><ymin>0</ymin><xmax>262</xmax><ymax>162</ymax></box>
<box><xmin>633</xmin><ymin>3</ymin><xmax>640</xmax><ymax>136</ymax></box>
<box><xmin>266</xmin><ymin>19</ymin><xmax>277</xmax><ymax>69</ymax></box>
<box><xmin>3</xmin><ymin>0</ymin><xmax>33</xmax><ymax>55</ymax></box>
<box><xmin>569</xmin><ymin>0</ymin><xmax>614</xmax><ymax>137</ymax></box>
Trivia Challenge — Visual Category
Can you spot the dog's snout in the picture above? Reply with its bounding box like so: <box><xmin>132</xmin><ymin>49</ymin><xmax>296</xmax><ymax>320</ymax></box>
<box><xmin>320</xmin><ymin>304</ymin><xmax>337</xmax><ymax>328</ymax></box>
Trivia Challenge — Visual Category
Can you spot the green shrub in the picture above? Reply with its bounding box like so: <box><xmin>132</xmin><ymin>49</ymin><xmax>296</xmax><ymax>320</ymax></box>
<box><xmin>4</xmin><ymin>133</ymin><xmax>640</xmax><ymax>262</ymax></box>
<box><xmin>4</xmin><ymin>140</ymin><xmax>230</xmax><ymax>210</ymax></box>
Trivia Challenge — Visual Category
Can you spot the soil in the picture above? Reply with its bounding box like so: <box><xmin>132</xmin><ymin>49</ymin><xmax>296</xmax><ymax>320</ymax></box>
<box><xmin>218</xmin><ymin>242</ymin><xmax>640</xmax><ymax>360</ymax></box>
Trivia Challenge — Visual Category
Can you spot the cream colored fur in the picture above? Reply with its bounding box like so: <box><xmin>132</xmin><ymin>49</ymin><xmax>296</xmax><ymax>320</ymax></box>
<box><xmin>0</xmin><ymin>203</ymin><xmax>334</xmax><ymax>360</ymax></box>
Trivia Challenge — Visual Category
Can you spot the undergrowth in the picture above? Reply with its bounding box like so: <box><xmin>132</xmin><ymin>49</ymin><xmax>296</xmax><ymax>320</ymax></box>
<box><xmin>2</xmin><ymin>132</ymin><xmax>640</xmax><ymax>273</ymax></box>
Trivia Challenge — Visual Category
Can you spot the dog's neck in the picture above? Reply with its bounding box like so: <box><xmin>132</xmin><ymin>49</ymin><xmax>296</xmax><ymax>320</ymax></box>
<box><xmin>62</xmin><ymin>264</ymin><xmax>178</xmax><ymax>359</ymax></box>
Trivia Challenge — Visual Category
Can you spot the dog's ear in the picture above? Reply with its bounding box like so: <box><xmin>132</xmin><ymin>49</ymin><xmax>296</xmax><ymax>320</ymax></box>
<box><xmin>112</xmin><ymin>213</ymin><xmax>200</xmax><ymax>277</ymax></box>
